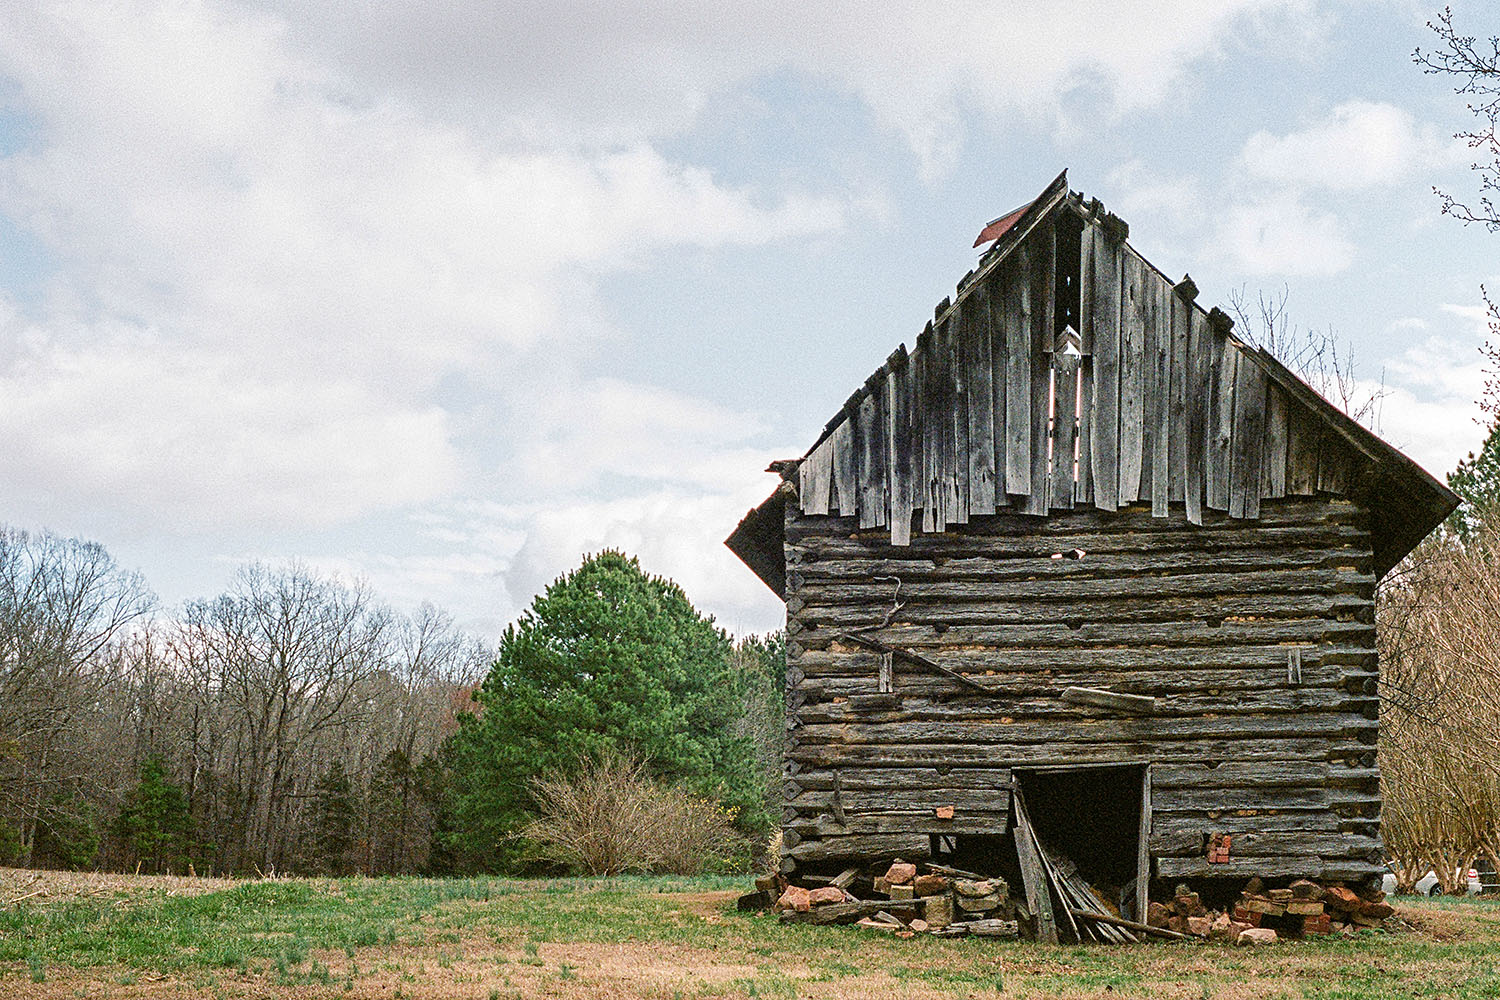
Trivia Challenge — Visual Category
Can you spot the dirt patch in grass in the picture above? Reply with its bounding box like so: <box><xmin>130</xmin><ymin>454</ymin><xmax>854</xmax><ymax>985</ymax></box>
<box><xmin>0</xmin><ymin>866</ymin><xmax>241</xmax><ymax>906</ymax></box>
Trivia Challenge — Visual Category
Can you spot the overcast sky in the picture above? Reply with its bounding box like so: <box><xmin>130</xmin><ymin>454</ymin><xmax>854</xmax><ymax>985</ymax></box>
<box><xmin>0</xmin><ymin>1</ymin><xmax>1494</xmax><ymax>638</ymax></box>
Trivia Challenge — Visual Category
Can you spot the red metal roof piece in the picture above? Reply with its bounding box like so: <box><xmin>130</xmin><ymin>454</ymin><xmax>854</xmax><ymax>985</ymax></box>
<box><xmin>973</xmin><ymin>202</ymin><xmax>1030</xmax><ymax>248</ymax></box>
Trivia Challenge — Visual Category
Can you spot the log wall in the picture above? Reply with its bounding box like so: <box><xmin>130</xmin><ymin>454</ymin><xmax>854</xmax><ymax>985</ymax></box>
<box><xmin>781</xmin><ymin>495</ymin><xmax>1383</xmax><ymax>884</ymax></box>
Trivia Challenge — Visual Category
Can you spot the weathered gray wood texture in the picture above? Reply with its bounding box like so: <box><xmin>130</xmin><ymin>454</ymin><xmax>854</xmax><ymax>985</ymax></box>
<box><xmin>796</xmin><ymin>212</ymin><xmax>1355</xmax><ymax>541</ymax></box>
<box><xmin>780</xmin><ymin>496</ymin><xmax>1382</xmax><ymax>882</ymax></box>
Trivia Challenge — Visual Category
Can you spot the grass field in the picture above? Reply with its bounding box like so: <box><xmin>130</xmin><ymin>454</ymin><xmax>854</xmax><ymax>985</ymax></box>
<box><xmin>3</xmin><ymin>869</ymin><xmax>1500</xmax><ymax>999</ymax></box>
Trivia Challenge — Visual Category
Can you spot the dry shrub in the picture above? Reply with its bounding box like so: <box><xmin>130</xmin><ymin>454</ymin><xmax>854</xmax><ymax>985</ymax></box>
<box><xmin>520</xmin><ymin>750</ymin><xmax>739</xmax><ymax>875</ymax></box>
<box><xmin>1380</xmin><ymin>531</ymin><xmax>1500</xmax><ymax>892</ymax></box>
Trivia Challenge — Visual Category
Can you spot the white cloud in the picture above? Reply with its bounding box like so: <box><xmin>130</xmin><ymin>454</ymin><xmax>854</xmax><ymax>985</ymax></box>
<box><xmin>1215</xmin><ymin>194</ymin><xmax>1355</xmax><ymax>276</ymax></box>
<box><xmin>0</xmin><ymin>0</ymin><xmax>845</xmax><ymax>532</ymax></box>
<box><xmin>1241</xmin><ymin>100</ymin><xmax>1464</xmax><ymax>191</ymax></box>
<box><xmin>258</xmin><ymin>0</ymin><xmax>1314</xmax><ymax>177</ymax></box>
<box><xmin>0</xmin><ymin>318</ymin><xmax>461</xmax><ymax>532</ymax></box>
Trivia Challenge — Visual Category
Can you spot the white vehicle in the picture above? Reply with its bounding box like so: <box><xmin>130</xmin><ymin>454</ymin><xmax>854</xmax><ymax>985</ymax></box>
<box><xmin>1382</xmin><ymin>866</ymin><xmax>1486</xmax><ymax>897</ymax></box>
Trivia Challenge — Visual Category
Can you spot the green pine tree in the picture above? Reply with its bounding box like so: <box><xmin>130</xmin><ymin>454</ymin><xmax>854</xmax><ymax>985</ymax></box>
<box><xmin>113</xmin><ymin>757</ymin><xmax>193</xmax><ymax>874</ymax></box>
<box><xmin>444</xmin><ymin>550</ymin><xmax>764</xmax><ymax>871</ymax></box>
<box><xmin>311</xmin><ymin>762</ymin><xmax>357</xmax><ymax>875</ymax></box>
<box><xmin>1446</xmin><ymin>417</ymin><xmax>1500</xmax><ymax>541</ymax></box>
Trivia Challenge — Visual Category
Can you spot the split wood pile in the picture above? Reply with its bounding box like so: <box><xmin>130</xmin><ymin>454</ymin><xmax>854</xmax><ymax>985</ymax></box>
<box><xmin>1146</xmin><ymin>878</ymin><xmax>1395</xmax><ymax>945</ymax></box>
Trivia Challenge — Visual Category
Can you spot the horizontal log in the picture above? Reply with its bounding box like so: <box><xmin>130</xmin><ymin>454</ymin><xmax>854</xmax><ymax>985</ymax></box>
<box><xmin>796</xmin><ymin>568</ymin><xmax>1371</xmax><ymax>613</ymax></box>
<box><xmin>787</xmin><ymin>767</ymin><xmax>1012</xmax><ymax>793</ymax></box>
<box><xmin>1153</xmin><ymin>857</ymin><xmax>1383</xmax><ymax>880</ymax></box>
<box><xmin>797</xmin><ymin>641</ymin><xmax>1376</xmax><ymax>677</ymax></box>
<box><xmin>1149</xmin><ymin>830</ymin><xmax>1381</xmax><ymax>859</ymax></box>
<box><xmin>786</xmin><ymin>833</ymin><xmax>931</xmax><ymax>863</ymax></box>
<box><xmin>788</xmin><ymin>788</ymin><xmax>1011</xmax><ymax>814</ymax></box>
<box><xmin>795</xmin><ymin>548</ymin><xmax>1373</xmax><ymax>597</ymax></box>
<box><xmin>1151</xmin><ymin>812</ymin><xmax>1377</xmax><ymax>838</ymax></box>
<box><xmin>787</xmin><ymin>498</ymin><xmax>1364</xmax><ymax>546</ymax></box>
<box><xmin>793</xmin><ymin>713</ymin><xmax>1378</xmax><ymax>747</ymax></box>
<box><xmin>789</xmin><ymin>737</ymin><xmax>1375</xmax><ymax>768</ymax></box>
<box><xmin>792</xmin><ymin>688</ymin><xmax>1369</xmax><ymax>724</ymax></box>
<box><xmin>802</xmin><ymin>667</ymin><xmax>1354</xmax><ymax>705</ymax></box>
<box><xmin>787</xmin><ymin>810</ymin><xmax>1010</xmax><ymax>838</ymax></box>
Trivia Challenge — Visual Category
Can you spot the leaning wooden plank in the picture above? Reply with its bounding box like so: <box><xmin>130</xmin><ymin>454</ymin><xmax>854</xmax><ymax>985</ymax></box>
<box><xmin>966</xmin><ymin>284</ymin><xmax>999</xmax><ymax>515</ymax></box>
<box><xmin>1230</xmin><ymin>353</ymin><xmax>1267</xmax><ymax>520</ymax></box>
<box><xmin>1005</xmin><ymin>251</ymin><xmax>1033</xmax><ymax>496</ymax></box>
<box><xmin>1051</xmin><ymin>351</ymin><xmax>1078</xmax><ymax>508</ymax></box>
<box><xmin>840</xmin><ymin>632</ymin><xmax>996</xmax><ymax>696</ymax></box>
<box><xmin>1012</xmin><ymin>790</ymin><xmax>1059</xmax><ymax>944</ymax></box>
<box><xmin>1117</xmin><ymin>248</ymin><xmax>1148</xmax><ymax>504</ymax></box>
<box><xmin>801</xmin><ymin>438</ymin><xmax>833</xmax><ymax>516</ymax></box>
<box><xmin>886</xmin><ymin>353</ymin><xmax>915</xmax><ymax>545</ymax></box>
<box><xmin>856</xmin><ymin>386</ymin><xmax>886</xmax><ymax>529</ymax></box>
<box><xmin>1089</xmin><ymin>223</ymin><xmax>1122</xmax><ymax>511</ymax></box>
<box><xmin>1061</xmin><ymin>686</ymin><xmax>1157</xmax><ymax>714</ymax></box>
<box><xmin>1136</xmin><ymin>765</ymin><xmax>1151</xmax><ymax>923</ymax></box>
<box><xmin>1024</xmin><ymin>222</ymin><xmax>1056</xmax><ymax>515</ymax></box>
<box><xmin>1068</xmin><ymin>908</ymin><xmax>1186</xmax><ymax>941</ymax></box>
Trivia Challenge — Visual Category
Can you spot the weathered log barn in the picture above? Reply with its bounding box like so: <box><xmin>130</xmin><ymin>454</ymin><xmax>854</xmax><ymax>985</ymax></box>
<box><xmin>726</xmin><ymin>171</ymin><xmax>1457</xmax><ymax>907</ymax></box>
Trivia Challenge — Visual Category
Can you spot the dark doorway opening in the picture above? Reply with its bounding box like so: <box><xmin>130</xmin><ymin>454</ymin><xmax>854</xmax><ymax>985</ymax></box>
<box><xmin>1014</xmin><ymin>764</ymin><xmax>1150</xmax><ymax>925</ymax></box>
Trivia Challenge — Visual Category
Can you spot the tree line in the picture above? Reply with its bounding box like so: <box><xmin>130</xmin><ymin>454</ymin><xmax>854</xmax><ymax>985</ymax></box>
<box><xmin>0</xmin><ymin>531</ymin><xmax>783</xmax><ymax>877</ymax></box>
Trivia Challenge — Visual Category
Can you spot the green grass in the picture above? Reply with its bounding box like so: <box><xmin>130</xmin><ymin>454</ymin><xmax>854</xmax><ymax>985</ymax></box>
<box><xmin>2</xmin><ymin>878</ymin><xmax>1500</xmax><ymax>997</ymax></box>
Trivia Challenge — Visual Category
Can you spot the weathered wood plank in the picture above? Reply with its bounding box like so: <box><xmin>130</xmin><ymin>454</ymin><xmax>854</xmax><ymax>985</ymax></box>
<box><xmin>887</xmin><ymin>353</ymin><xmax>915</xmax><ymax>544</ymax></box>
<box><xmin>786</xmin><ymin>833</ymin><xmax>932</xmax><ymax>863</ymax></box>
<box><xmin>794</xmin><ymin>713</ymin><xmax>1376</xmax><ymax>747</ymax></box>
<box><xmin>922</xmin><ymin>321</ymin><xmax>953</xmax><ymax>530</ymax></box>
<box><xmin>1023</xmin><ymin>223</ymin><xmax>1055</xmax><ymax>515</ymax></box>
<box><xmin>1146</xmin><ymin>269</ymin><xmax>1172</xmax><ymax>516</ymax></box>
<box><xmin>1062</xmin><ymin>686</ymin><xmax>1156</xmax><ymax>713</ymax></box>
<box><xmin>1004</xmin><ymin>252</ymin><xmax>1032</xmax><ymax>496</ymax></box>
<box><xmin>1117</xmin><ymin>249</ymin><xmax>1148</xmax><ymax>504</ymax></box>
<box><xmin>1230</xmin><ymin>354</ymin><xmax>1267</xmax><ymax>519</ymax></box>
<box><xmin>944</xmin><ymin>309</ymin><xmax>970</xmax><ymax>524</ymax></box>
<box><xmin>800</xmin><ymin>438</ymin><xmax>833</xmax><ymax>516</ymax></box>
<box><xmin>830</xmin><ymin>419</ymin><xmax>857</xmax><ymax>517</ymax></box>
<box><xmin>856</xmin><ymin>385</ymin><xmax>886</xmax><ymax>528</ymax></box>
<box><xmin>1287</xmin><ymin>402</ymin><xmax>1321</xmax><ymax>496</ymax></box>
<box><xmin>1205</xmin><ymin>326</ymin><xmax>1236</xmax><ymax>510</ymax></box>
<box><xmin>1013</xmin><ymin>790</ymin><xmax>1058</xmax><ymax>944</ymax></box>
<box><xmin>1137</xmin><ymin>766</ymin><xmax>1151</xmax><ymax>921</ymax></box>
<box><xmin>1089</xmin><ymin>225</ymin><xmax>1122</xmax><ymax>511</ymax></box>
<box><xmin>1264</xmin><ymin>382</ymin><xmax>1289</xmax><ymax>499</ymax></box>
<box><xmin>1183</xmin><ymin>302</ymin><xmax>1208</xmax><ymax>525</ymax></box>
<box><xmin>789</xmin><ymin>739</ymin><xmax>1377</xmax><ymax>770</ymax></box>
<box><xmin>966</xmin><ymin>284</ymin><xmax>999</xmax><ymax>515</ymax></box>
<box><xmin>1168</xmin><ymin>288</ymin><xmax>1190</xmax><ymax>506</ymax></box>
<box><xmin>1050</xmin><ymin>351</ymin><xmax>1078</xmax><ymax>508</ymax></box>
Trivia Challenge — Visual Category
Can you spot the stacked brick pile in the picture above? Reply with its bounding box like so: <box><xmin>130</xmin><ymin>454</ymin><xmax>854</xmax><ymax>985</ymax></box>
<box><xmin>1146</xmin><ymin>878</ymin><xmax>1396</xmax><ymax>945</ymax></box>
<box><xmin>761</xmin><ymin>859</ymin><xmax>1018</xmax><ymax>939</ymax></box>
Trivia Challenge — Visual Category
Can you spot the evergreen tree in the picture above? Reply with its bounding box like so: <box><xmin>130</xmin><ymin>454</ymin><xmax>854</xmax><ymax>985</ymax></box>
<box><xmin>114</xmin><ymin>757</ymin><xmax>194</xmax><ymax>873</ymax></box>
<box><xmin>311</xmin><ymin>762</ymin><xmax>357</xmax><ymax>875</ymax></box>
<box><xmin>369</xmin><ymin>749</ymin><xmax>421</xmax><ymax>873</ymax></box>
<box><xmin>444</xmin><ymin>550</ymin><xmax>763</xmax><ymax>871</ymax></box>
<box><xmin>1446</xmin><ymin>417</ymin><xmax>1500</xmax><ymax>541</ymax></box>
